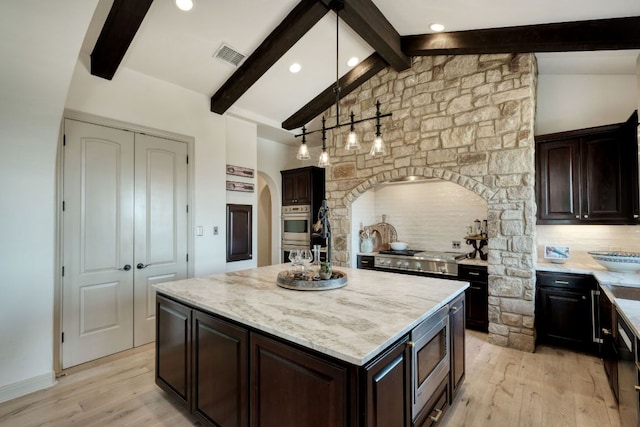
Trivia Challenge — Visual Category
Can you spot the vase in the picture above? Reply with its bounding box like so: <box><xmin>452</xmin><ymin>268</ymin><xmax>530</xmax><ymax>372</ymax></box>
<box><xmin>319</xmin><ymin>262</ymin><xmax>332</xmax><ymax>280</ymax></box>
<box><xmin>360</xmin><ymin>237</ymin><xmax>374</xmax><ymax>253</ymax></box>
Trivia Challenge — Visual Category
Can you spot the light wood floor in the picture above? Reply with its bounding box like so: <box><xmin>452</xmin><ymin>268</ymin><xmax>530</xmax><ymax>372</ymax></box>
<box><xmin>0</xmin><ymin>331</ymin><xmax>620</xmax><ymax>427</ymax></box>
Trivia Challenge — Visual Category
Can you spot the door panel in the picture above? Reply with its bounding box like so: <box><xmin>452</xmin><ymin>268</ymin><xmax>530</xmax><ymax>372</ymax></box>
<box><xmin>62</xmin><ymin>119</ymin><xmax>135</xmax><ymax>368</ymax></box>
<box><xmin>134</xmin><ymin>133</ymin><xmax>188</xmax><ymax>346</ymax></box>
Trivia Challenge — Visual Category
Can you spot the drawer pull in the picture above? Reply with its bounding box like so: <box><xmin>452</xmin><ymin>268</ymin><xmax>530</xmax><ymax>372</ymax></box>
<box><xmin>469</xmin><ymin>272</ymin><xmax>480</xmax><ymax>276</ymax></box>
<box><xmin>430</xmin><ymin>408</ymin><xmax>443</xmax><ymax>423</ymax></box>
<box><xmin>602</xmin><ymin>328</ymin><xmax>612</xmax><ymax>336</ymax></box>
<box><xmin>635</xmin><ymin>386</ymin><xmax>640</xmax><ymax>393</ymax></box>
<box><xmin>451</xmin><ymin>306</ymin><xmax>458</xmax><ymax>313</ymax></box>
<box><xmin>554</xmin><ymin>280</ymin><xmax>569</xmax><ymax>285</ymax></box>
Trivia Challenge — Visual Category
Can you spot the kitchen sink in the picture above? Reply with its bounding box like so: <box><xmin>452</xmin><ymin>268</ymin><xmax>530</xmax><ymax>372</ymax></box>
<box><xmin>606</xmin><ymin>285</ymin><xmax>640</xmax><ymax>301</ymax></box>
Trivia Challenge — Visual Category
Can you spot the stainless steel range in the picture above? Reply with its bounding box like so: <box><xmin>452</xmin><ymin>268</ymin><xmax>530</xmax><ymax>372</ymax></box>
<box><xmin>374</xmin><ymin>249</ymin><xmax>467</xmax><ymax>276</ymax></box>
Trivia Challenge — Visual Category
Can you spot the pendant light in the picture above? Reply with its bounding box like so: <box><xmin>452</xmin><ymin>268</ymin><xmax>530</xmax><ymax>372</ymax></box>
<box><xmin>293</xmin><ymin>0</ymin><xmax>392</xmax><ymax>166</ymax></box>
<box><xmin>296</xmin><ymin>126</ymin><xmax>310</xmax><ymax>160</ymax></box>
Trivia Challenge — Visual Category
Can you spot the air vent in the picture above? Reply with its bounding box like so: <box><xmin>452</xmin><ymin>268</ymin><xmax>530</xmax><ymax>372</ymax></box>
<box><xmin>214</xmin><ymin>44</ymin><xmax>245</xmax><ymax>67</ymax></box>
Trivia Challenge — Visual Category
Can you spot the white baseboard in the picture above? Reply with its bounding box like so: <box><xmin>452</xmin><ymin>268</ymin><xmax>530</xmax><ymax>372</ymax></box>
<box><xmin>0</xmin><ymin>372</ymin><xmax>57</xmax><ymax>404</ymax></box>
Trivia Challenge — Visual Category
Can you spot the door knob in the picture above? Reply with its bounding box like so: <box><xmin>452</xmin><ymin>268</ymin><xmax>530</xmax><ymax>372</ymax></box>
<box><xmin>119</xmin><ymin>264</ymin><xmax>131</xmax><ymax>271</ymax></box>
<box><xmin>137</xmin><ymin>263</ymin><xmax>151</xmax><ymax>269</ymax></box>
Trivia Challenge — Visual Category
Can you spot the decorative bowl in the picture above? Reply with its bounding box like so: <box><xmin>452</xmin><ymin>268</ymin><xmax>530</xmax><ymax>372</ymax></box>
<box><xmin>390</xmin><ymin>241</ymin><xmax>408</xmax><ymax>250</ymax></box>
<box><xmin>588</xmin><ymin>251</ymin><xmax>640</xmax><ymax>273</ymax></box>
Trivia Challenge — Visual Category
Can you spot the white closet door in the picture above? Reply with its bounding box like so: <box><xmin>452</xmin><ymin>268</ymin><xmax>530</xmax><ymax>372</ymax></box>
<box><xmin>133</xmin><ymin>133</ymin><xmax>188</xmax><ymax>346</ymax></box>
<box><xmin>62</xmin><ymin>119</ymin><xmax>135</xmax><ymax>368</ymax></box>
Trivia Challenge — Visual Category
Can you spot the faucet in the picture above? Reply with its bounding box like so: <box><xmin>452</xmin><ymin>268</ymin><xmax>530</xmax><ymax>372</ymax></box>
<box><xmin>317</xmin><ymin>199</ymin><xmax>332</xmax><ymax>264</ymax></box>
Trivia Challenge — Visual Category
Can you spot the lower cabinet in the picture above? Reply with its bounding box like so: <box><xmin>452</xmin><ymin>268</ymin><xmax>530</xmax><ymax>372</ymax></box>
<box><xmin>156</xmin><ymin>294</ymin><xmax>191</xmax><ymax>405</ymax></box>
<box><xmin>535</xmin><ymin>272</ymin><xmax>598</xmax><ymax>353</ymax></box>
<box><xmin>449</xmin><ymin>293</ymin><xmax>465</xmax><ymax>402</ymax></box>
<box><xmin>599</xmin><ymin>287</ymin><xmax>618</xmax><ymax>402</ymax></box>
<box><xmin>156</xmin><ymin>293</ymin><xmax>465</xmax><ymax>427</ymax></box>
<box><xmin>457</xmin><ymin>264</ymin><xmax>488</xmax><ymax>332</ymax></box>
<box><xmin>193</xmin><ymin>310</ymin><xmax>249</xmax><ymax>427</ymax></box>
<box><xmin>364</xmin><ymin>335</ymin><xmax>411</xmax><ymax>427</ymax></box>
<box><xmin>250</xmin><ymin>333</ymin><xmax>348</xmax><ymax>427</ymax></box>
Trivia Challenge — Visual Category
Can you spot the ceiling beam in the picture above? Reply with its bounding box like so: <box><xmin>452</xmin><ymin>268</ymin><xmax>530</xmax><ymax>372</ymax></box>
<box><xmin>282</xmin><ymin>52</ymin><xmax>387</xmax><ymax>130</ymax></box>
<box><xmin>90</xmin><ymin>0</ymin><xmax>154</xmax><ymax>80</ymax></box>
<box><xmin>320</xmin><ymin>0</ymin><xmax>410</xmax><ymax>71</ymax></box>
<box><xmin>210</xmin><ymin>0</ymin><xmax>330</xmax><ymax>115</ymax></box>
<box><xmin>402</xmin><ymin>16</ymin><xmax>640</xmax><ymax>56</ymax></box>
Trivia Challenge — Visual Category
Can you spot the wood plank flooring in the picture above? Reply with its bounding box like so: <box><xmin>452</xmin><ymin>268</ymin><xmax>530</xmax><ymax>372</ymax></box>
<box><xmin>441</xmin><ymin>330</ymin><xmax>621</xmax><ymax>427</ymax></box>
<box><xmin>0</xmin><ymin>331</ymin><xmax>620</xmax><ymax>426</ymax></box>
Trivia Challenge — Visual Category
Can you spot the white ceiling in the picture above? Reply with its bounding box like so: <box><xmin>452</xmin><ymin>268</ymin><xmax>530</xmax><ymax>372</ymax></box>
<box><xmin>81</xmin><ymin>0</ymin><xmax>640</xmax><ymax>144</ymax></box>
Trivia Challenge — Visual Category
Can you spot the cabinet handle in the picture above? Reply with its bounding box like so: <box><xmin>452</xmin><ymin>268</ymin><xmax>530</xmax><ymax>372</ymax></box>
<box><xmin>602</xmin><ymin>328</ymin><xmax>612</xmax><ymax>336</ymax></box>
<box><xmin>575</xmin><ymin>215</ymin><xmax>580</xmax><ymax>219</ymax></box>
<box><xmin>430</xmin><ymin>408</ymin><xmax>443</xmax><ymax>423</ymax></box>
<box><xmin>407</xmin><ymin>341</ymin><xmax>414</xmax><ymax>348</ymax></box>
<box><xmin>451</xmin><ymin>306</ymin><xmax>458</xmax><ymax>313</ymax></box>
<box><xmin>584</xmin><ymin>215</ymin><xmax>589</xmax><ymax>218</ymax></box>
<box><xmin>635</xmin><ymin>386</ymin><xmax>640</xmax><ymax>393</ymax></box>
<box><xmin>469</xmin><ymin>272</ymin><xmax>480</xmax><ymax>276</ymax></box>
<box><xmin>634</xmin><ymin>215</ymin><xmax>639</xmax><ymax>219</ymax></box>
<box><xmin>554</xmin><ymin>280</ymin><xmax>569</xmax><ymax>285</ymax></box>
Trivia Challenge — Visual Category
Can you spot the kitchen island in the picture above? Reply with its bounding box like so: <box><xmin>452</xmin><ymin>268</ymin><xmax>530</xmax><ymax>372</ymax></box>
<box><xmin>154</xmin><ymin>264</ymin><xmax>468</xmax><ymax>427</ymax></box>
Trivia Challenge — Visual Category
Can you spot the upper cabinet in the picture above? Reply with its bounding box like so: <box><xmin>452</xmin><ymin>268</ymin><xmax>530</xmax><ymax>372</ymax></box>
<box><xmin>281</xmin><ymin>166</ymin><xmax>325</xmax><ymax>206</ymax></box>
<box><xmin>535</xmin><ymin>111</ymin><xmax>638</xmax><ymax>225</ymax></box>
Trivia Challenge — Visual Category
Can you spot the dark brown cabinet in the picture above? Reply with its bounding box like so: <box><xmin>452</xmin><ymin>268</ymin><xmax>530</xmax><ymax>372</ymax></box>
<box><xmin>156</xmin><ymin>294</ymin><xmax>191</xmax><ymax>406</ymax></box>
<box><xmin>227</xmin><ymin>204</ymin><xmax>252</xmax><ymax>262</ymax></box>
<box><xmin>193</xmin><ymin>310</ymin><xmax>249</xmax><ymax>427</ymax></box>
<box><xmin>535</xmin><ymin>272</ymin><xmax>598</xmax><ymax>353</ymax></box>
<box><xmin>599</xmin><ymin>287</ymin><xmax>618</xmax><ymax>401</ymax></box>
<box><xmin>281</xmin><ymin>166</ymin><xmax>325</xmax><ymax>206</ymax></box>
<box><xmin>364</xmin><ymin>336</ymin><xmax>411</xmax><ymax>427</ymax></box>
<box><xmin>357</xmin><ymin>255</ymin><xmax>375</xmax><ymax>270</ymax></box>
<box><xmin>156</xmin><ymin>292</ymin><xmax>465</xmax><ymax>427</ymax></box>
<box><xmin>448</xmin><ymin>293</ymin><xmax>465</xmax><ymax>403</ymax></box>
<box><xmin>251</xmin><ymin>333</ymin><xmax>348</xmax><ymax>427</ymax></box>
<box><xmin>458</xmin><ymin>264</ymin><xmax>488</xmax><ymax>332</ymax></box>
<box><xmin>535</xmin><ymin>111</ymin><xmax>639</xmax><ymax>225</ymax></box>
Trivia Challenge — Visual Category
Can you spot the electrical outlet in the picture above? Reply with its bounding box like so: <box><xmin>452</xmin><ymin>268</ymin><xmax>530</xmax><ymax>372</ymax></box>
<box><xmin>452</xmin><ymin>241</ymin><xmax>461</xmax><ymax>249</ymax></box>
<box><xmin>213</xmin><ymin>226</ymin><xmax>219</xmax><ymax>235</ymax></box>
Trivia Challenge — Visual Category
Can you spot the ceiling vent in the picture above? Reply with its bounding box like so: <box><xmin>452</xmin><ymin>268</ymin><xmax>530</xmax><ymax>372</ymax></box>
<box><xmin>213</xmin><ymin>44</ymin><xmax>246</xmax><ymax>67</ymax></box>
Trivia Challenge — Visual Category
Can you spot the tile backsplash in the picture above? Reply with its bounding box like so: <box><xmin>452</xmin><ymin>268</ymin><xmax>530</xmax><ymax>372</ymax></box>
<box><xmin>536</xmin><ymin>225</ymin><xmax>640</xmax><ymax>263</ymax></box>
<box><xmin>352</xmin><ymin>179</ymin><xmax>488</xmax><ymax>256</ymax></box>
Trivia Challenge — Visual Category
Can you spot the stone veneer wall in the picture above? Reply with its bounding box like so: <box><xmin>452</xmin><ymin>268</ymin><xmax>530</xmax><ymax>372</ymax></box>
<box><xmin>323</xmin><ymin>54</ymin><xmax>538</xmax><ymax>352</ymax></box>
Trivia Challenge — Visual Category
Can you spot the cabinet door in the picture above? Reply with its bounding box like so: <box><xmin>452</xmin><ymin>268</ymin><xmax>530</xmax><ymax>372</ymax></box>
<box><xmin>193</xmin><ymin>311</ymin><xmax>249</xmax><ymax>427</ymax></box>
<box><xmin>465</xmin><ymin>282</ymin><xmax>488</xmax><ymax>332</ymax></box>
<box><xmin>536</xmin><ymin>139</ymin><xmax>581</xmax><ymax>223</ymax></box>
<box><xmin>581</xmin><ymin>133</ymin><xmax>631</xmax><ymax>223</ymax></box>
<box><xmin>294</xmin><ymin>170</ymin><xmax>312</xmax><ymax>204</ymax></box>
<box><xmin>156</xmin><ymin>294</ymin><xmax>191</xmax><ymax>406</ymax></box>
<box><xmin>364</xmin><ymin>336</ymin><xmax>411</xmax><ymax>427</ymax></box>
<box><xmin>251</xmin><ymin>333</ymin><xmax>347</xmax><ymax>427</ymax></box>
<box><xmin>282</xmin><ymin>172</ymin><xmax>297</xmax><ymax>205</ymax></box>
<box><xmin>537</xmin><ymin>287</ymin><xmax>592</xmax><ymax>350</ymax></box>
<box><xmin>449</xmin><ymin>294</ymin><xmax>465</xmax><ymax>402</ymax></box>
<box><xmin>599</xmin><ymin>290</ymin><xmax>619</xmax><ymax>401</ymax></box>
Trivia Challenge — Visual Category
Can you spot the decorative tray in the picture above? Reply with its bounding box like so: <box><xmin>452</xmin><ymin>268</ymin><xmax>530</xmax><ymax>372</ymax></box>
<box><xmin>276</xmin><ymin>270</ymin><xmax>347</xmax><ymax>291</ymax></box>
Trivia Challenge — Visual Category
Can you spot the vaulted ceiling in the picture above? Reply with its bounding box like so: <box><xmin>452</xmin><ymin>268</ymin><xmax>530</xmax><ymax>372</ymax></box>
<box><xmin>82</xmin><ymin>0</ymin><xmax>640</xmax><ymax>144</ymax></box>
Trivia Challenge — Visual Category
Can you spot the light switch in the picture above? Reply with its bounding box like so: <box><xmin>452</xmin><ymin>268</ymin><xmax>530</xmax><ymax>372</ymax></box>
<box><xmin>196</xmin><ymin>226</ymin><xmax>203</xmax><ymax>236</ymax></box>
<box><xmin>213</xmin><ymin>226</ymin><xmax>219</xmax><ymax>235</ymax></box>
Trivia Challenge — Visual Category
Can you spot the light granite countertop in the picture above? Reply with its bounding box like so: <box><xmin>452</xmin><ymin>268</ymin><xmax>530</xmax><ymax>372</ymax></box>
<box><xmin>536</xmin><ymin>259</ymin><xmax>640</xmax><ymax>338</ymax></box>
<box><xmin>154</xmin><ymin>264</ymin><xmax>468</xmax><ymax>366</ymax></box>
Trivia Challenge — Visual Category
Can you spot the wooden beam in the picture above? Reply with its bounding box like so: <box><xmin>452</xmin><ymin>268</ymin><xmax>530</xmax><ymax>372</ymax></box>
<box><xmin>320</xmin><ymin>0</ymin><xmax>410</xmax><ymax>71</ymax></box>
<box><xmin>282</xmin><ymin>52</ymin><xmax>387</xmax><ymax>130</ymax></box>
<box><xmin>90</xmin><ymin>0</ymin><xmax>154</xmax><ymax>80</ymax></box>
<box><xmin>210</xmin><ymin>0</ymin><xmax>329</xmax><ymax>115</ymax></box>
<box><xmin>402</xmin><ymin>16</ymin><xmax>640</xmax><ymax>56</ymax></box>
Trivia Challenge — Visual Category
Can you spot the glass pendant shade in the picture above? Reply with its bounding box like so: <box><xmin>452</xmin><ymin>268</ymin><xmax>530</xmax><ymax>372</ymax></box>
<box><xmin>370</xmin><ymin>135</ymin><xmax>387</xmax><ymax>156</ymax></box>
<box><xmin>318</xmin><ymin>149</ymin><xmax>331</xmax><ymax>167</ymax></box>
<box><xmin>344</xmin><ymin>131</ymin><xmax>361</xmax><ymax>150</ymax></box>
<box><xmin>296</xmin><ymin>142</ymin><xmax>310</xmax><ymax>160</ymax></box>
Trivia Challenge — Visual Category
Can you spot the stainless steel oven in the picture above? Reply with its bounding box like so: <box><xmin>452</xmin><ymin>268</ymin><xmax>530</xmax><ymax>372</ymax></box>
<box><xmin>282</xmin><ymin>205</ymin><xmax>311</xmax><ymax>247</ymax></box>
<box><xmin>410</xmin><ymin>305</ymin><xmax>450</xmax><ymax>419</ymax></box>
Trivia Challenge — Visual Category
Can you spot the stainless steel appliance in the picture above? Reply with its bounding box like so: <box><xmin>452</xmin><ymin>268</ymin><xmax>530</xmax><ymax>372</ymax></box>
<box><xmin>616</xmin><ymin>313</ymin><xmax>638</xmax><ymax>427</ymax></box>
<box><xmin>282</xmin><ymin>205</ymin><xmax>311</xmax><ymax>247</ymax></box>
<box><xmin>374</xmin><ymin>249</ymin><xmax>467</xmax><ymax>276</ymax></box>
<box><xmin>410</xmin><ymin>305</ymin><xmax>450</xmax><ymax>419</ymax></box>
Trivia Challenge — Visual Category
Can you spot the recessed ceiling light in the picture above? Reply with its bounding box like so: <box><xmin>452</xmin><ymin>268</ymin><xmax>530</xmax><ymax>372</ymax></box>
<box><xmin>347</xmin><ymin>57</ymin><xmax>359</xmax><ymax>67</ymax></box>
<box><xmin>429</xmin><ymin>23</ymin><xmax>445</xmax><ymax>32</ymax></box>
<box><xmin>175</xmin><ymin>0</ymin><xmax>193</xmax><ymax>11</ymax></box>
<box><xmin>289</xmin><ymin>63</ymin><xmax>302</xmax><ymax>73</ymax></box>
